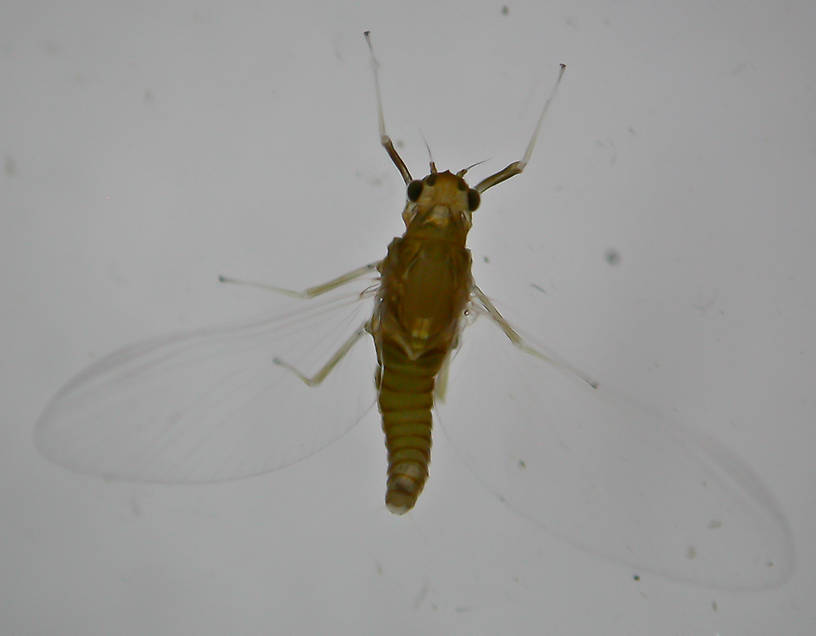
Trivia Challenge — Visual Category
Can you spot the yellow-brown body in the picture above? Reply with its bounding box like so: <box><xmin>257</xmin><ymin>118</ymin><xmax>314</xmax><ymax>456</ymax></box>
<box><xmin>370</xmin><ymin>171</ymin><xmax>478</xmax><ymax>513</ymax></box>
<box><xmin>360</xmin><ymin>35</ymin><xmax>565</xmax><ymax>513</ymax></box>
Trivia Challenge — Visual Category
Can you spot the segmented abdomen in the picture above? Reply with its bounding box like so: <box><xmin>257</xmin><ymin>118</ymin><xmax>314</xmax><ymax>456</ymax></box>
<box><xmin>377</xmin><ymin>342</ymin><xmax>446</xmax><ymax>514</ymax></box>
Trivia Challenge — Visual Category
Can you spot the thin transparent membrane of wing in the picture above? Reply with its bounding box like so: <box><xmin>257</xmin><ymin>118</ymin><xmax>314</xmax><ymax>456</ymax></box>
<box><xmin>35</xmin><ymin>284</ymin><xmax>378</xmax><ymax>483</ymax></box>
<box><xmin>438</xmin><ymin>311</ymin><xmax>795</xmax><ymax>590</ymax></box>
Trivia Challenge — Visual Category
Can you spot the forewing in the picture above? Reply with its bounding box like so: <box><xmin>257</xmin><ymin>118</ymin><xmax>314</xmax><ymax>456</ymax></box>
<box><xmin>35</xmin><ymin>289</ymin><xmax>377</xmax><ymax>483</ymax></box>
<box><xmin>438</xmin><ymin>312</ymin><xmax>794</xmax><ymax>590</ymax></box>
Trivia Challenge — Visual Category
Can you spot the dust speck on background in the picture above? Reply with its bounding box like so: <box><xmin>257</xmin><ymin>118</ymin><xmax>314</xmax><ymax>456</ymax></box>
<box><xmin>604</xmin><ymin>248</ymin><xmax>620</xmax><ymax>266</ymax></box>
<box><xmin>4</xmin><ymin>156</ymin><xmax>16</xmax><ymax>177</ymax></box>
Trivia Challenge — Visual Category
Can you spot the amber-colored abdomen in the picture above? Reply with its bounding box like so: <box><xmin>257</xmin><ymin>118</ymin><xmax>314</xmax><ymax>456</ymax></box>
<box><xmin>378</xmin><ymin>341</ymin><xmax>446</xmax><ymax>514</ymax></box>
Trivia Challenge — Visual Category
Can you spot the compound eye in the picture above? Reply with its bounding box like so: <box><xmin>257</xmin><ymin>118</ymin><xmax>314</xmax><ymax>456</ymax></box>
<box><xmin>467</xmin><ymin>188</ymin><xmax>481</xmax><ymax>212</ymax></box>
<box><xmin>406</xmin><ymin>180</ymin><xmax>423</xmax><ymax>202</ymax></box>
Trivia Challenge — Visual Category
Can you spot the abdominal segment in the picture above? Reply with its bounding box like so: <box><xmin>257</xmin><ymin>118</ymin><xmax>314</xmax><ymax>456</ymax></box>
<box><xmin>377</xmin><ymin>343</ymin><xmax>446</xmax><ymax>513</ymax></box>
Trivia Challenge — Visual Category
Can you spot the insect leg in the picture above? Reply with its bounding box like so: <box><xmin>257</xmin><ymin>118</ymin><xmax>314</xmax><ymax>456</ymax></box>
<box><xmin>434</xmin><ymin>350</ymin><xmax>452</xmax><ymax>403</ymax></box>
<box><xmin>433</xmin><ymin>329</ymin><xmax>465</xmax><ymax>403</ymax></box>
<box><xmin>474</xmin><ymin>64</ymin><xmax>566</xmax><ymax>194</ymax></box>
<box><xmin>471</xmin><ymin>284</ymin><xmax>598</xmax><ymax>389</ymax></box>
<box><xmin>218</xmin><ymin>261</ymin><xmax>381</xmax><ymax>299</ymax></box>
<box><xmin>274</xmin><ymin>322</ymin><xmax>369</xmax><ymax>387</ymax></box>
<box><xmin>364</xmin><ymin>31</ymin><xmax>412</xmax><ymax>184</ymax></box>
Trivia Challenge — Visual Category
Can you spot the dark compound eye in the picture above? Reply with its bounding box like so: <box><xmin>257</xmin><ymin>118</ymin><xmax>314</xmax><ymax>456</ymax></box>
<box><xmin>467</xmin><ymin>188</ymin><xmax>481</xmax><ymax>211</ymax></box>
<box><xmin>406</xmin><ymin>180</ymin><xmax>423</xmax><ymax>202</ymax></box>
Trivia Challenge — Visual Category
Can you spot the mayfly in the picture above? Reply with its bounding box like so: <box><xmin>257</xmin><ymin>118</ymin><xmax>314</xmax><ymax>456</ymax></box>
<box><xmin>36</xmin><ymin>33</ymin><xmax>793</xmax><ymax>588</ymax></box>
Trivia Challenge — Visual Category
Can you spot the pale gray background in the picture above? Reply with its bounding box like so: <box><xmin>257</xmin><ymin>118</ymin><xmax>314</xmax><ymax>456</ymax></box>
<box><xmin>2</xmin><ymin>1</ymin><xmax>814</xmax><ymax>634</ymax></box>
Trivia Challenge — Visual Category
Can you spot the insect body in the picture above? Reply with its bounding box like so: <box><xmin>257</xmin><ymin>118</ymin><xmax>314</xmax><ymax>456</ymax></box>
<box><xmin>373</xmin><ymin>171</ymin><xmax>477</xmax><ymax>512</ymax></box>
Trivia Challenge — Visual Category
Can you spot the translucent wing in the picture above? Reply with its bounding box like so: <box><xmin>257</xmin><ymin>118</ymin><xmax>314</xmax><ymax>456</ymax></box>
<box><xmin>35</xmin><ymin>286</ymin><xmax>378</xmax><ymax>483</ymax></box>
<box><xmin>438</xmin><ymin>305</ymin><xmax>795</xmax><ymax>590</ymax></box>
